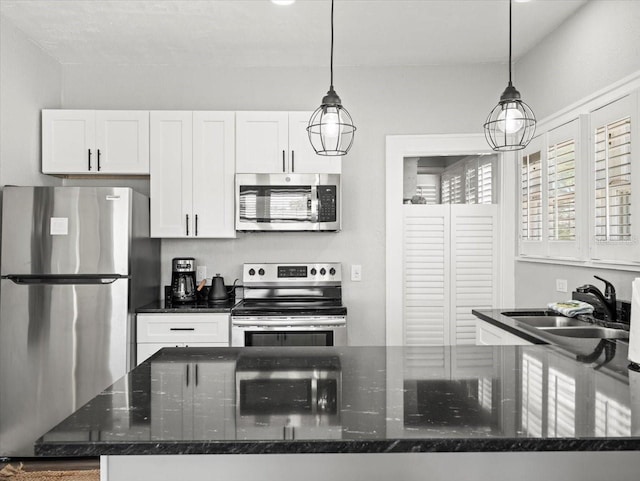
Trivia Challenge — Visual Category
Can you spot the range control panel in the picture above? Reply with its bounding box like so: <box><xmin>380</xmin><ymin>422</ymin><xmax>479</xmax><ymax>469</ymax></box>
<box><xmin>243</xmin><ymin>263</ymin><xmax>342</xmax><ymax>285</ymax></box>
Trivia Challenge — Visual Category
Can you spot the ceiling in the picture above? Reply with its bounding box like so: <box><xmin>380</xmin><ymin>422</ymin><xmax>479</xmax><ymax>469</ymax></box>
<box><xmin>0</xmin><ymin>0</ymin><xmax>588</xmax><ymax>67</ymax></box>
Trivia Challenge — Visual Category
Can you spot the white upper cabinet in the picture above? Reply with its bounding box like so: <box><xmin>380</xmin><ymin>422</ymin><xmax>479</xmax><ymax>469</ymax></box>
<box><xmin>192</xmin><ymin>111</ymin><xmax>236</xmax><ymax>238</ymax></box>
<box><xmin>236</xmin><ymin>111</ymin><xmax>341</xmax><ymax>174</ymax></box>
<box><xmin>150</xmin><ymin>111</ymin><xmax>236</xmax><ymax>239</ymax></box>
<box><xmin>42</xmin><ymin>110</ymin><xmax>149</xmax><ymax>175</ymax></box>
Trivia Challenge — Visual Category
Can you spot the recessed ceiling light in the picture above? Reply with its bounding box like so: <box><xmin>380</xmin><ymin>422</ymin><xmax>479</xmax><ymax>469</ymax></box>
<box><xmin>271</xmin><ymin>0</ymin><xmax>296</xmax><ymax>5</ymax></box>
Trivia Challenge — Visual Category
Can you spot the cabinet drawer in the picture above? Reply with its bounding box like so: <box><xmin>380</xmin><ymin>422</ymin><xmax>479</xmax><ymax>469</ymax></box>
<box><xmin>137</xmin><ymin>313</ymin><xmax>229</xmax><ymax>343</ymax></box>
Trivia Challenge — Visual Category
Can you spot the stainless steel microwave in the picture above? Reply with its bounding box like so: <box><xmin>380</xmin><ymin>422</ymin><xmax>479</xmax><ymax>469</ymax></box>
<box><xmin>236</xmin><ymin>173</ymin><xmax>341</xmax><ymax>231</ymax></box>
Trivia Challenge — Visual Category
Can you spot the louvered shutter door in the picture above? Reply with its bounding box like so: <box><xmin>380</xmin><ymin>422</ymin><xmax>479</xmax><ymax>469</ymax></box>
<box><xmin>402</xmin><ymin>205</ymin><xmax>450</xmax><ymax>345</ymax></box>
<box><xmin>450</xmin><ymin>205</ymin><xmax>499</xmax><ymax>345</ymax></box>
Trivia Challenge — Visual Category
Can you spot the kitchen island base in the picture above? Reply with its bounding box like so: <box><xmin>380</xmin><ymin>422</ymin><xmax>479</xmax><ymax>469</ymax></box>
<box><xmin>101</xmin><ymin>451</ymin><xmax>640</xmax><ymax>481</ymax></box>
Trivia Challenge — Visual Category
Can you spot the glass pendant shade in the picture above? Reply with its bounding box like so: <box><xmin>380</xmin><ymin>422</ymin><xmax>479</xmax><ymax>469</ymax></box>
<box><xmin>308</xmin><ymin>88</ymin><xmax>356</xmax><ymax>156</ymax></box>
<box><xmin>484</xmin><ymin>83</ymin><xmax>536</xmax><ymax>151</ymax></box>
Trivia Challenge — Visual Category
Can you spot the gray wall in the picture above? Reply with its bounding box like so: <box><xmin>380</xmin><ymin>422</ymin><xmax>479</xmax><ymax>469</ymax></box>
<box><xmin>0</xmin><ymin>17</ymin><xmax>62</xmax><ymax>187</ymax></box>
<box><xmin>512</xmin><ymin>0</ymin><xmax>640</xmax><ymax>306</ymax></box>
<box><xmin>59</xmin><ymin>63</ymin><xmax>504</xmax><ymax>346</ymax></box>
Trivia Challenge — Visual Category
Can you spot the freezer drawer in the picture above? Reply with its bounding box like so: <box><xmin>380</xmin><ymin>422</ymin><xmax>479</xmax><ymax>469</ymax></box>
<box><xmin>0</xmin><ymin>277</ymin><xmax>130</xmax><ymax>456</ymax></box>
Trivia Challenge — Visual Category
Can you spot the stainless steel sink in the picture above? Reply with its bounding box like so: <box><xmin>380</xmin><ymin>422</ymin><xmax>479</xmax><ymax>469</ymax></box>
<box><xmin>513</xmin><ymin>316</ymin><xmax>591</xmax><ymax>328</ymax></box>
<box><xmin>537</xmin><ymin>326</ymin><xmax>629</xmax><ymax>339</ymax></box>
<box><xmin>502</xmin><ymin>310</ymin><xmax>629</xmax><ymax>340</ymax></box>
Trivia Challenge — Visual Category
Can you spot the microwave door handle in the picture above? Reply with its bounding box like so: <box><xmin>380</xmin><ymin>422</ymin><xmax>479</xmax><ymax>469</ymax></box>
<box><xmin>311</xmin><ymin>185</ymin><xmax>319</xmax><ymax>222</ymax></box>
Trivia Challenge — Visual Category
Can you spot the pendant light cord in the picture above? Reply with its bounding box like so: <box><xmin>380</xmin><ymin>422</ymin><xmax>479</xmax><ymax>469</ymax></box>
<box><xmin>508</xmin><ymin>0</ymin><xmax>512</xmax><ymax>85</ymax></box>
<box><xmin>330</xmin><ymin>0</ymin><xmax>334</xmax><ymax>89</ymax></box>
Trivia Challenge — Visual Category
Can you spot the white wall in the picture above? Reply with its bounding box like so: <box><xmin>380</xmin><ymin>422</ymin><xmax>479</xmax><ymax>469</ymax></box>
<box><xmin>513</xmin><ymin>0</ymin><xmax>640</xmax><ymax>306</ymax></box>
<box><xmin>517</xmin><ymin>0</ymin><xmax>640</xmax><ymax>120</ymax></box>
<box><xmin>0</xmin><ymin>16</ymin><xmax>62</xmax><ymax>187</ymax></box>
<box><xmin>59</xmin><ymin>63</ymin><xmax>504</xmax><ymax>345</ymax></box>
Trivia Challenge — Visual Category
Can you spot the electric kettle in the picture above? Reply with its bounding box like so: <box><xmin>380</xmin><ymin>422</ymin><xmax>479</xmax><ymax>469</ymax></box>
<box><xmin>208</xmin><ymin>274</ymin><xmax>229</xmax><ymax>304</ymax></box>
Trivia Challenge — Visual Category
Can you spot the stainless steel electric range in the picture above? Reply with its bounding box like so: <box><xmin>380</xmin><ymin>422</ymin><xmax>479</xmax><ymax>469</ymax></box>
<box><xmin>230</xmin><ymin>263</ymin><xmax>347</xmax><ymax>347</ymax></box>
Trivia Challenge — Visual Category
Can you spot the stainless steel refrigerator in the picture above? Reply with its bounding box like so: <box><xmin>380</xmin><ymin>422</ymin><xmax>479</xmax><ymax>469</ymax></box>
<box><xmin>0</xmin><ymin>186</ymin><xmax>160</xmax><ymax>456</ymax></box>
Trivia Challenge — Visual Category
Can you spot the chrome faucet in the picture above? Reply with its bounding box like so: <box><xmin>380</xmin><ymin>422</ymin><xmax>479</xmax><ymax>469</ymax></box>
<box><xmin>576</xmin><ymin>275</ymin><xmax>617</xmax><ymax>321</ymax></box>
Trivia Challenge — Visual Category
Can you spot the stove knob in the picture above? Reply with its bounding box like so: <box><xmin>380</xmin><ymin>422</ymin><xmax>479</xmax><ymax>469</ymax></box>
<box><xmin>258</xmin><ymin>268</ymin><xmax>265</xmax><ymax>276</ymax></box>
<box><xmin>320</xmin><ymin>268</ymin><xmax>326</xmax><ymax>276</ymax></box>
<box><xmin>310</xmin><ymin>268</ymin><xmax>317</xmax><ymax>276</ymax></box>
<box><xmin>329</xmin><ymin>267</ymin><xmax>336</xmax><ymax>276</ymax></box>
<box><xmin>248</xmin><ymin>268</ymin><xmax>256</xmax><ymax>276</ymax></box>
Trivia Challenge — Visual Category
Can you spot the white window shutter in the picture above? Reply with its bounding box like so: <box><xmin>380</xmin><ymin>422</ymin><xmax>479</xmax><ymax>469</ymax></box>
<box><xmin>547</xmin><ymin>118</ymin><xmax>584</xmax><ymax>259</ymax></box>
<box><xmin>590</xmin><ymin>93</ymin><xmax>640</xmax><ymax>264</ymax></box>
<box><xmin>519</xmin><ymin>136</ymin><xmax>546</xmax><ymax>257</ymax></box>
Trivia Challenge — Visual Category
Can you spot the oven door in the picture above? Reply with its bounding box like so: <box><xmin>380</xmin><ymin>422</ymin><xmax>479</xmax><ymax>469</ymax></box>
<box><xmin>231</xmin><ymin>316</ymin><xmax>347</xmax><ymax>347</ymax></box>
<box><xmin>235</xmin><ymin>174</ymin><xmax>340</xmax><ymax>231</ymax></box>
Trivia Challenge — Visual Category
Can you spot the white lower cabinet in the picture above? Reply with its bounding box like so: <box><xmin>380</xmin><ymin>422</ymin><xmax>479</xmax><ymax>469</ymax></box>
<box><xmin>150</xmin><ymin>359</ymin><xmax>236</xmax><ymax>441</ymax></box>
<box><xmin>476</xmin><ymin>320</ymin><xmax>533</xmax><ymax>346</ymax></box>
<box><xmin>136</xmin><ymin>313</ymin><xmax>230</xmax><ymax>365</ymax></box>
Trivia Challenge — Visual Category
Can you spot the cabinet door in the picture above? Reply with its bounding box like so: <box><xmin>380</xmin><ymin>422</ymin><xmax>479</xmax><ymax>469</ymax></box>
<box><xmin>150</xmin><ymin>111</ymin><xmax>193</xmax><ymax>237</ymax></box>
<box><xmin>288</xmin><ymin>112</ymin><xmax>341</xmax><ymax>174</ymax></box>
<box><xmin>236</xmin><ymin>111</ymin><xmax>289</xmax><ymax>173</ymax></box>
<box><xmin>193</xmin><ymin>112</ymin><xmax>236</xmax><ymax>238</ymax></box>
<box><xmin>42</xmin><ymin>110</ymin><xmax>95</xmax><ymax>174</ymax></box>
<box><xmin>95</xmin><ymin>111</ymin><xmax>149</xmax><ymax>174</ymax></box>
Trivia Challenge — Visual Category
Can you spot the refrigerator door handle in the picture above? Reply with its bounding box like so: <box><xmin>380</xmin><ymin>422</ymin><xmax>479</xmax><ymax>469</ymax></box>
<box><xmin>2</xmin><ymin>274</ymin><xmax>128</xmax><ymax>285</ymax></box>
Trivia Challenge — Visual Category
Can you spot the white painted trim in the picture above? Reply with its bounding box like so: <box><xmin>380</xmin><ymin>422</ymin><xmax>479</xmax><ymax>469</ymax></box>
<box><xmin>516</xmin><ymin>257</ymin><xmax>640</xmax><ymax>274</ymax></box>
<box><xmin>386</xmin><ymin>134</ymin><xmax>512</xmax><ymax>346</ymax></box>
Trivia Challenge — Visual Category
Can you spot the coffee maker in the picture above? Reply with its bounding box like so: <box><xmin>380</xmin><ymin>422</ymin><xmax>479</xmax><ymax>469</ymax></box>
<box><xmin>170</xmin><ymin>257</ymin><xmax>197</xmax><ymax>304</ymax></box>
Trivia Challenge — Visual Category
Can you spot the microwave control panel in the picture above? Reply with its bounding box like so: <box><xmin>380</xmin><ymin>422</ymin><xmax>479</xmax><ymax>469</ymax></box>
<box><xmin>318</xmin><ymin>186</ymin><xmax>337</xmax><ymax>222</ymax></box>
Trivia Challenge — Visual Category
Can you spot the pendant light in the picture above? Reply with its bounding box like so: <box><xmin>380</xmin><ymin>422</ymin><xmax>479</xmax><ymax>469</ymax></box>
<box><xmin>484</xmin><ymin>0</ymin><xmax>536</xmax><ymax>151</ymax></box>
<box><xmin>307</xmin><ymin>0</ymin><xmax>356</xmax><ymax>156</ymax></box>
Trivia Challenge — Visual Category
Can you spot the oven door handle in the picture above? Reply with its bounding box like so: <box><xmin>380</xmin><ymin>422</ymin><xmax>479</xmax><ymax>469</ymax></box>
<box><xmin>231</xmin><ymin>318</ymin><xmax>346</xmax><ymax>327</ymax></box>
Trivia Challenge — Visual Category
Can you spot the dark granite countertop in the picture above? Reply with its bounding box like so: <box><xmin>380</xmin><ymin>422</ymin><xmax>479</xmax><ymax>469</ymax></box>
<box><xmin>473</xmin><ymin>308</ymin><xmax>632</xmax><ymax>378</ymax></box>
<box><xmin>35</xmin><ymin>344</ymin><xmax>640</xmax><ymax>456</ymax></box>
<box><xmin>136</xmin><ymin>300</ymin><xmax>236</xmax><ymax>314</ymax></box>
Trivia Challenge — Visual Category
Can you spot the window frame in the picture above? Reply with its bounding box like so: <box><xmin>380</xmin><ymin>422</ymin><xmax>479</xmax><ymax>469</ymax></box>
<box><xmin>516</xmin><ymin>84</ymin><xmax>640</xmax><ymax>269</ymax></box>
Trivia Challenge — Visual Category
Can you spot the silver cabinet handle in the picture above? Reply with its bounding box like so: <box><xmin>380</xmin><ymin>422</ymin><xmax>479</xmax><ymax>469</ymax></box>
<box><xmin>282</xmin><ymin>150</ymin><xmax>286</xmax><ymax>172</ymax></box>
<box><xmin>291</xmin><ymin>150</ymin><xmax>295</xmax><ymax>172</ymax></box>
<box><xmin>169</xmin><ymin>327</ymin><xmax>195</xmax><ymax>331</ymax></box>
<box><xmin>186</xmin><ymin>364</ymin><xmax>190</xmax><ymax>387</ymax></box>
<box><xmin>97</xmin><ymin>149</ymin><xmax>101</xmax><ymax>171</ymax></box>
<box><xmin>195</xmin><ymin>364</ymin><xmax>199</xmax><ymax>386</ymax></box>
<box><xmin>88</xmin><ymin>149</ymin><xmax>92</xmax><ymax>171</ymax></box>
<box><xmin>186</xmin><ymin>214</ymin><xmax>190</xmax><ymax>236</ymax></box>
<box><xmin>195</xmin><ymin>214</ymin><xmax>198</xmax><ymax>236</ymax></box>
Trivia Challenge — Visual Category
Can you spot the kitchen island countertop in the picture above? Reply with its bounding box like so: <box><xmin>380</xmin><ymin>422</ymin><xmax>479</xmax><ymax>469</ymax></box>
<box><xmin>36</xmin><ymin>343</ymin><xmax>640</xmax><ymax>457</ymax></box>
